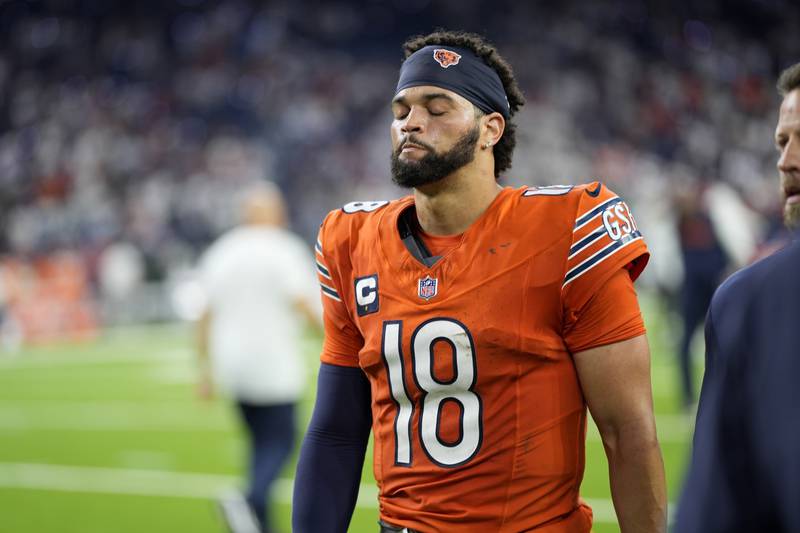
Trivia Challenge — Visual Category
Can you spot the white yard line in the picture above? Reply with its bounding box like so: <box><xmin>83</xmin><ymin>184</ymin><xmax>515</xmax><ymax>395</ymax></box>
<box><xmin>0</xmin><ymin>462</ymin><xmax>236</xmax><ymax>500</ymax></box>
<box><xmin>0</xmin><ymin>462</ymin><xmax>634</xmax><ymax>523</ymax></box>
<box><xmin>0</xmin><ymin>462</ymin><xmax>378</xmax><ymax>510</ymax></box>
<box><xmin>0</xmin><ymin>348</ymin><xmax>190</xmax><ymax>369</ymax></box>
<box><xmin>0</xmin><ymin>419</ymin><xmax>231</xmax><ymax>433</ymax></box>
<box><xmin>0</xmin><ymin>402</ymin><xmax>233</xmax><ymax>433</ymax></box>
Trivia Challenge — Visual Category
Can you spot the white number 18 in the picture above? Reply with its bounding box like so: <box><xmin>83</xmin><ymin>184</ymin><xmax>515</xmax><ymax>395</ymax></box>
<box><xmin>381</xmin><ymin>318</ymin><xmax>483</xmax><ymax>468</ymax></box>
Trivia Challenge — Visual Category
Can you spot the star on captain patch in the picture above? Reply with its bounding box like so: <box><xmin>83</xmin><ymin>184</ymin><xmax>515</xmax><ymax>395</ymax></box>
<box><xmin>418</xmin><ymin>276</ymin><xmax>438</xmax><ymax>300</ymax></box>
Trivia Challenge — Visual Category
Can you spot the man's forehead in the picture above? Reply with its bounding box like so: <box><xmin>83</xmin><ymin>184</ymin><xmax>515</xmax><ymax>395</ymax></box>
<box><xmin>779</xmin><ymin>89</ymin><xmax>800</xmax><ymax>120</ymax></box>
<box><xmin>393</xmin><ymin>85</ymin><xmax>471</xmax><ymax>106</ymax></box>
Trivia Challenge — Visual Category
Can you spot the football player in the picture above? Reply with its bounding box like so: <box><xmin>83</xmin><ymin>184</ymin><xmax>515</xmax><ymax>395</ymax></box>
<box><xmin>293</xmin><ymin>30</ymin><xmax>666</xmax><ymax>533</ymax></box>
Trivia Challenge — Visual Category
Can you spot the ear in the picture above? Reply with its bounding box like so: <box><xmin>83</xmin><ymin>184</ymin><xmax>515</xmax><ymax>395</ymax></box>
<box><xmin>481</xmin><ymin>112</ymin><xmax>505</xmax><ymax>149</ymax></box>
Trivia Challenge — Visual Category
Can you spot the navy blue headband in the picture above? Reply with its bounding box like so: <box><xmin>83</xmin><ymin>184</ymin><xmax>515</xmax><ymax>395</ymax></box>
<box><xmin>395</xmin><ymin>45</ymin><xmax>511</xmax><ymax>119</ymax></box>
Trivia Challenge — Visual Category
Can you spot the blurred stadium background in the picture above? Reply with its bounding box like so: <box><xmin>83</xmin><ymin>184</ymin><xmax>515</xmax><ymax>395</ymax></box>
<box><xmin>1</xmin><ymin>0</ymin><xmax>799</xmax><ymax>531</ymax></box>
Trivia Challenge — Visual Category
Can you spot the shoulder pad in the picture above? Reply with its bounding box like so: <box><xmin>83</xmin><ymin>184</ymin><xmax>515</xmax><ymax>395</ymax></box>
<box><xmin>318</xmin><ymin>199</ymin><xmax>393</xmax><ymax>259</ymax></box>
<box><xmin>572</xmin><ymin>182</ymin><xmax>623</xmax><ymax>229</ymax></box>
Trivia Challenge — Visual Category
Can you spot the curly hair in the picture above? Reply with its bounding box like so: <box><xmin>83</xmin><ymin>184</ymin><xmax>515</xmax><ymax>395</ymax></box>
<box><xmin>402</xmin><ymin>30</ymin><xmax>526</xmax><ymax>179</ymax></box>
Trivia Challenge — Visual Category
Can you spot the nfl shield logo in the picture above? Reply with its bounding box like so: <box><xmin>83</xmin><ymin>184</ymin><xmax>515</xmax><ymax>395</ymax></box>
<box><xmin>418</xmin><ymin>276</ymin><xmax>438</xmax><ymax>300</ymax></box>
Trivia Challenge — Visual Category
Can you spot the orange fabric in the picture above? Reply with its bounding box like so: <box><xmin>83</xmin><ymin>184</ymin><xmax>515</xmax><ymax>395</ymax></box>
<box><xmin>315</xmin><ymin>183</ymin><xmax>648</xmax><ymax>532</ymax></box>
<box><xmin>417</xmin><ymin>228</ymin><xmax>463</xmax><ymax>256</ymax></box>
<box><xmin>564</xmin><ymin>267</ymin><xmax>646</xmax><ymax>354</ymax></box>
<box><xmin>525</xmin><ymin>503</ymin><xmax>593</xmax><ymax>532</ymax></box>
<box><xmin>409</xmin><ymin>214</ymin><xmax>464</xmax><ymax>256</ymax></box>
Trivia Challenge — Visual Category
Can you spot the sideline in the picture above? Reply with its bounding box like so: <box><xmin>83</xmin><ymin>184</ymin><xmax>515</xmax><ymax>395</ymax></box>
<box><xmin>0</xmin><ymin>462</ymin><xmax>632</xmax><ymax>523</ymax></box>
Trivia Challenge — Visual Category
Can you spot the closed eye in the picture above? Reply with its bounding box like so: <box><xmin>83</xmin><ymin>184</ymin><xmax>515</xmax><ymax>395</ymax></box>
<box><xmin>392</xmin><ymin>106</ymin><xmax>409</xmax><ymax>120</ymax></box>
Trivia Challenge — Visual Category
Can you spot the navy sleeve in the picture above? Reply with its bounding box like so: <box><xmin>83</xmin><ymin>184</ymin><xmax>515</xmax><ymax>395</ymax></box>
<box><xmin>674</xmin><ymin>285</ymin><xmax>762</xmax><ymax>532</ymax></box>
<box><xmin>673</xmin><ymin>305</ymin><xmax>738</xmax><ymax>532</ymax></box>
<box><xmin>292</xmin><ymin>362</ymin><xmax>372</xmax><ymax>533</ymax></box>
<box><xmin>677</xmin><ymin>243</ymin><xmax>800</xmax><ymax>531</ymax></box>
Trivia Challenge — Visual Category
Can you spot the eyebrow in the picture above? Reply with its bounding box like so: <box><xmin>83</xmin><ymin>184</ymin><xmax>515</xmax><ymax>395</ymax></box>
<box><xmin>391</xmin><ymin>92</ymin><xmax>456</xmax><ymax>106</ymax></box>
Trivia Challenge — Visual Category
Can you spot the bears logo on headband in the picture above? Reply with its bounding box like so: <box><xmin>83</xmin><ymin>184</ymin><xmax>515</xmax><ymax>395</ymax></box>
<box><xmin>433</xmin><ymin>49</ymin><xmax>461</xmax><ymax>68</ymax></box>
<box><xmin>397</xmin><ymin>45</ymin><xmax>510</xmax><ymax>119</ymax></box>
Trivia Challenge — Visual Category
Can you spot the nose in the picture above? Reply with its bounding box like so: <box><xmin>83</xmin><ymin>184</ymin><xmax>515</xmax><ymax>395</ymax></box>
<box><xmin>779</xmin><ymin>135</ymin><xmax>800</xmax><ymax>173</ymax></box>
<box><xmin>400</xmin><ymin>106</ymin><xmax>425</xmax><ymax>135</ymax></box>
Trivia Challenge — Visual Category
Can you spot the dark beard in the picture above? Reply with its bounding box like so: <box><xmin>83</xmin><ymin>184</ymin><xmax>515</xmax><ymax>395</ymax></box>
<box><xmin>391</xmin><ymin>126</ymin><xmax>480</xmax><ymax>189</ymax></box>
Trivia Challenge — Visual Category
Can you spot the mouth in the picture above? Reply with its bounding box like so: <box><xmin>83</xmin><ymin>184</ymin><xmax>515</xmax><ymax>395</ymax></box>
<box><xmin>400</xmin><ymin>142</ymin><xmax>427</xmax><ymax>153</ymax></box>
<box><xmin>785</xmin><ymin>184</ymin><xmax>800</xmax><ymax>204</ymax></box>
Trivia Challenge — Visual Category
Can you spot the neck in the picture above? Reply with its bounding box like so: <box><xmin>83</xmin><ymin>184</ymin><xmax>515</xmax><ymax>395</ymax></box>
<box><xmin>413</xmin><ymin>167</ymin><xmax>502</xmax><ymax>236</ymax></box>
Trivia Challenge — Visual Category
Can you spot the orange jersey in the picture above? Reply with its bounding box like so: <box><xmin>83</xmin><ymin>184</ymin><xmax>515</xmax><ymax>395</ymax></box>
<box><xmin>315</xmin><ymin>183</ymin><xmax>649</xmax><ymax>532</ymax></box>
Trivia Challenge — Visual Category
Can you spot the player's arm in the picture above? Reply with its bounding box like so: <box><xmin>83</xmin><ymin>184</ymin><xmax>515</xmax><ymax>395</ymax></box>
<box><xmin>293</xmin><ymin>216</ymin><xmax>371</xmax><ymax>533</ymax></box>
<box><xmin>195</xmin><ymin>308</ymin><xmax>214</xmax><ymax>400</ymax></box>
<box><xmin>574</xmin><ymin>333</ymin><xmax>667</xmax><ymax>533</ymax></box>
<box><xmin>292</xmin><ymin>362</ymin><xmax>372</xmax><ymax>533</ymax></box>
<box><xmin>562</xmin><ymin>183</ymin><xmax>665</xmax><ymax>531</ymax></box>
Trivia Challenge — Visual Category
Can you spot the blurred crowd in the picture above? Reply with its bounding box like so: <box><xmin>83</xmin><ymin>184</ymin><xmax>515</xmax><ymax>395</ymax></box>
<box><xmin>0</xmin><ymin>0</ymin><xmax>799</xmax><ymax>339</ymax></box>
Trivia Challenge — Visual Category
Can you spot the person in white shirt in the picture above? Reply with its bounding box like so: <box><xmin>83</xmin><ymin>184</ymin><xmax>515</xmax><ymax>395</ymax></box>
<box><xmin>196</xmin><ymin>182</ymin><xmax>321</xmax><ymax>533</ymax></box>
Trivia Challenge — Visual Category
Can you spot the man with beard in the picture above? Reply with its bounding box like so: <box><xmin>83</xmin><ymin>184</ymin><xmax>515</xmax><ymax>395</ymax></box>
<box><xmin>293</xmin><ymin>30</ymin><xmax>666</xmax><ymax>533</ymax></box>
<box><xmin>674</xmin><ymin>63</ymin><xmax>800</xmax><ymax>532</ymax></box>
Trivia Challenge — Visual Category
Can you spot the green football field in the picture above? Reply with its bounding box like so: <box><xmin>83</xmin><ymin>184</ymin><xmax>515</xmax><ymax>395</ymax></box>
<box><xmin>0</xmin><ymin>293</ymin><xmax>699</xmax><ymax>533</ymax></box>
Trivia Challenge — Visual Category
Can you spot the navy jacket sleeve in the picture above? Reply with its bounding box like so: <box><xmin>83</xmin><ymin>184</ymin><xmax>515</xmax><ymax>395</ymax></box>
<box><xmin>675</xmin><ymin>241</ymin><xmax>800</xmax><ymax>532</ymax></box>
<box><xmin>673</xmin><ymin>304</ymin><xmax>740</xmax><ymax>532</ymax></box>
<box><xmin>292</xmin><ymin>362</ymin><xmax>372</xmax><ymax>533</ymax></box>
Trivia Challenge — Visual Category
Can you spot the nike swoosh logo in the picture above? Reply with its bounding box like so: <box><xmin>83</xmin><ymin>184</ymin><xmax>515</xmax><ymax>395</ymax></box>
<box><xmin>586</xmin><ymin>182</ymin><xmax>603</xmax><ymax>197</ymax></box>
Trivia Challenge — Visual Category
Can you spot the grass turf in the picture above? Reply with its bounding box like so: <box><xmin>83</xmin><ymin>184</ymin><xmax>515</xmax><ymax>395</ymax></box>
<box><xmin>0</xmin><ymin>296</ymin><xmax>700</xmax><ymax>533</ymax></box>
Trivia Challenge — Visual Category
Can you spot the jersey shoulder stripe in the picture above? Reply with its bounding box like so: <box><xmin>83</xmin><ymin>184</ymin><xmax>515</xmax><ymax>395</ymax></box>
<box><xmin>315</xmin><ymin>247</ymin><xmax>340</xmax><ymax>300</ymax></box>
<box><xmin>316</xmin><ymin>222</ymin><xmax>342</xmax><ymax>302</ymax></box>
<box><xmin>563</xmin><ymin>182</ymin><xmax>648</xmax><ymax>290</ymax></box>
<box><xmin>315</xmin><ymin>199</ymin><xmax>404</xmax><ymax>309</ymax></box>
<box><xmin>564</xmin><ymin>230</ymin><xmax>643</xmax><ymax>286</ymax></box>
<box><xmin>574</xmin><ymin>195</ymin><xmax>622</xmax><ymax>230</ymax></box>
<box><xmin>316</xmin><ymin>259</ymin><xmax>331</xmax><ymax>280</ymax></box>
<box><xmin>568</xmin><ymin>225</ymin><xmax>606</xmax><ymax>258</ymax></box>
<box><xmin>319</xmin><ymin>281</ymin><xmax>341</xmax><ymax>301</ymax></box>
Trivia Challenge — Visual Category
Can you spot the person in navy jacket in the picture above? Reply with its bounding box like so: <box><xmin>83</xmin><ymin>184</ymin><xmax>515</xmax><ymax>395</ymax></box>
<box><xmin>674</xmin><ymin>62</ymin><xmax>800</xmax><ymax>532</ymax></box>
